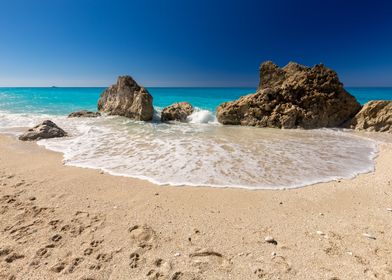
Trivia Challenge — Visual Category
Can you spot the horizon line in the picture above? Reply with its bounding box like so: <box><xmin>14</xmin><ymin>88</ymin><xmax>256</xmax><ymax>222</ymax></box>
<box><xmin>1</xmin><ymin>85</ymin><xmax>392</xmax><ymax>88</ymax></box>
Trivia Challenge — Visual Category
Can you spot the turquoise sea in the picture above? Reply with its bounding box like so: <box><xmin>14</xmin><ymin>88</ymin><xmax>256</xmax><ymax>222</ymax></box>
<box><xmin>0</xmin><ymin>87</ymin><xmax>391</xmax><ymax>189</ymax></box>
<box><xmin>0</xmin><ymin>87</ymin><xmax>391</xmax><ymax>115</ymax></box>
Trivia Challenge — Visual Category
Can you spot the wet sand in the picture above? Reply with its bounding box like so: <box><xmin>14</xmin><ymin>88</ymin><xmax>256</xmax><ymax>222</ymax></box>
<box><xmin>0</xmin><ymin>134</ymin><xmax>391</xmax><ymax>280</ymax></box>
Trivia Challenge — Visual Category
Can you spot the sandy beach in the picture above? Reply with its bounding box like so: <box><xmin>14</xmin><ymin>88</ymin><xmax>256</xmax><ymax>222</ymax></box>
<box><xmin>1</xmin><ymin>0</ymin><xmax>392</xmax><ymax>279</ymax></box>
<box><xmin>0</xmin><ymin>134</ymin><xmax>390</xmax><ymax>280</ymax></box>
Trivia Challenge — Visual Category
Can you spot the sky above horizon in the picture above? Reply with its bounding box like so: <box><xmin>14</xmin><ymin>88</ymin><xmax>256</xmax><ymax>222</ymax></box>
<box><xmin>1</xmin><ymin>0</ymin><xmax>392</xmax><ymax>87</ymax></box>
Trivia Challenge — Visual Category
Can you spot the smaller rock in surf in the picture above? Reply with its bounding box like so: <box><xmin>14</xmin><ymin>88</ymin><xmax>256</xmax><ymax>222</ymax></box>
<box><xmin>68</xmin><ymin>110</ymin><xmax>101</xmax><ymax>118</ymax></box>
<box><xmin>161</xmin><ymin>102</ymin><xmax>194</xmax><ymax>122</ymax></box>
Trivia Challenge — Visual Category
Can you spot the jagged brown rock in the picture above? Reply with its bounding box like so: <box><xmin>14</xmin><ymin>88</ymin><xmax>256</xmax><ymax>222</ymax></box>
<box><xmin>19</xmin><ymin>120</ymin><xmax>67</xmax><ymax>141</ymax></box>
<box><xmin>346</xmin><ymin>100</ymin><xmax>392</xmax><ymax>132</ymax></box>
<box><xmin>216</xmin><ymin>61</ymin><xmax>361</xmax><ymax>129</ymax></box>
<box><xmin>68</xmin><ymin>110</ymin><xmax>101</xmax><ymax>118</ymax></box>
<box><xmin>98</xmin><ymin>76</ymin><xmax>153</xmax><ymax>121</ymax></box>
<box><xmin>161</xmin><ymin>102</ymin><xmax>194</xmax><ymax>122</ymax></box>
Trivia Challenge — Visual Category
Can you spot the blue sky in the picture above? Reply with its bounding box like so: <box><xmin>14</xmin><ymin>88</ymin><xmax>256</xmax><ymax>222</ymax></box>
<box><xmin>0</xmin><ymin>0</ymin><xmax>391</xmax><ymax>87</ymax></box>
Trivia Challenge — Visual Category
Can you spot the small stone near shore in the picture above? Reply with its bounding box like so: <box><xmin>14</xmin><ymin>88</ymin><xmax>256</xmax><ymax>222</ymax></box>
<box><xmin>386</xmin><ymin>208</ymin><xmax>392</xmax><ymax>212</ymax></box>
<box><xmin>19</xmin><ymin>120</ymin><xmax>67</xmax><ymax>141</ymax></box>
<box><xmin>68</xmin><ymin>110</ymin><xmax>101</xmax><ymax>118</ymax></box>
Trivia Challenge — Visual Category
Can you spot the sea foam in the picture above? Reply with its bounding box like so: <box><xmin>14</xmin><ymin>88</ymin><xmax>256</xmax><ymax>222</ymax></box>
<box><xmin>187</xmin><ymin>109</ymin><xmax>216</xmax><ymax>124</ymax></box>
<box><xmin>0</xmin><ymin>110</ymin><xmax>380</xmax><ymax>190</ymax></box>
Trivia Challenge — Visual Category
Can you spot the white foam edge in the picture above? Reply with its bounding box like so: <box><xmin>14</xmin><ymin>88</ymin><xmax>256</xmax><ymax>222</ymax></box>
<box><xmin>36</xmin><ymin>136</ymin><xmax>379</xmax><ymax>191</ymax></box>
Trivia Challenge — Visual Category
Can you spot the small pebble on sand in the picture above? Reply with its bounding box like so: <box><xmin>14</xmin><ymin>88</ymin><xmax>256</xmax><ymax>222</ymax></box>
<box><xmin>362</xmin><ymin>233</ymin><xmax>376</xmax><ymax>240</ymax></box>
<box><xmin>265</xmin><ymin>236</ymin><xmax>277</xmax><ymax>245</ymax></box>
<box><xmin>174</xmin><ymin>252</ymin><xmax>181</xmax><ymax>257</ymax></box>
<box><xmin>316</xmin><ymin>231</ymin><xmax>325</xmax><ymax>236</ymax></box>
<box><xmin>387</xmin><ymin>208</ymin><xmax>392</xmax><ymax>212</ymax></box>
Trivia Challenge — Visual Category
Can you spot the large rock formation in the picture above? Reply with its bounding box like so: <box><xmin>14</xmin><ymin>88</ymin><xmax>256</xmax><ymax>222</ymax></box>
<box><xmin>216</xmin><ymin>61</ymin><xmax>361</xmax><ymax>129</ymax></box>
<box><xmin>19</xmin><ymin>120</ymin><xmax>67</xmax><ymax>141</ymax></box>
<box><xmin>68</xmin><ymin>110</ymin><xmax>101</xmax><ymax>118</ymax></box>
<box><xmin>161</xmin><ymin>102</ymin><xmax>194</xmax><ymax>122</ymax></box>
<box><xmin>98</xmin><ymin>76</ymin><xmax>153</xmax><ymax>121</ymax></box>
<box><xmin>346</xmin><ymin>100</ymin><xmax>392</xmax><ymax>132</ymax></box>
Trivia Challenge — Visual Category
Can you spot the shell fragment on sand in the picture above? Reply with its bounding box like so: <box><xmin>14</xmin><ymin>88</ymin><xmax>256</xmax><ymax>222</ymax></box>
<box><xmin>264</xmin><ymin>236</ymin><xmax>278</xmax><ymax>245</ymax></box>
<box><xmin>362</xmin><ymin>233</ymin><xmax>376</xmax><ymax>240</ymax></box>
<box><xmin>189</xmin><ymin>250</ymin><xmax>223</xmax><ymax>258</ymax></box>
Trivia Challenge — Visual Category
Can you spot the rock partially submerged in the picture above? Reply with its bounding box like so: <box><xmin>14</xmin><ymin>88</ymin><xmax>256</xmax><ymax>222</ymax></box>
<box><xmin>216</xmin><ymin>61</ymin><xmax>361</xmax><ymax>129</ymax></box>
<box><xmin>68</xmin><ymin>110</ymin><xmax>101</xmax><ymax>118</ymax></box>
<box><xmin>346</xmin><ymin>100</ymin><xmax>392</xmax><ymax>133</ymax></box>
<box><xmin>98</xmin><ymin>76</ymin><xmax>153</xmax><ymax>121</ymax></box>
<box><xmin>161</xmin><ymin>102</ymin><xmax>194</xmax><ymax>122</ymax></box>
<box><xmin>19</xmin><ymin>120</ymin><xmax>67</xmax><ymax>141</ymax></box>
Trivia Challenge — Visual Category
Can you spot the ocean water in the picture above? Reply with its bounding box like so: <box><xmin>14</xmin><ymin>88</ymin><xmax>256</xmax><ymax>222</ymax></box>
<box><xmin>0</xmin><ymin>87</ymin><xmax>391</xmax><ymax>189</ymax></box>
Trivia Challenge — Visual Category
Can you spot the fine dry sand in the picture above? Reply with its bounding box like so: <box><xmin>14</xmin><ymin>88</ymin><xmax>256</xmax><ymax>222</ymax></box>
<box><xmin>0</xmin><ymin>135</ymin><xmax>391</xmax><ymax>280</ymax></box>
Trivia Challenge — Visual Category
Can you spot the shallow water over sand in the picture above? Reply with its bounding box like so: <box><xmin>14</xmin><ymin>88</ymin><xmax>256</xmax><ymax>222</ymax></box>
<box><xmin>0</xmin><ymin>111</ymin><xmax>380</xmax><ymax>189</ymax></box>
